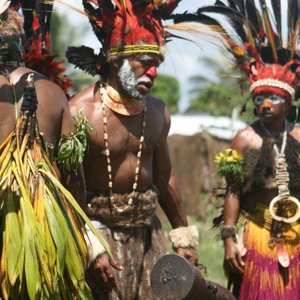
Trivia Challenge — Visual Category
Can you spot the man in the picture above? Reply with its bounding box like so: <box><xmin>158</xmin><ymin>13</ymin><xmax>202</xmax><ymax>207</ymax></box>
<box><xmin>187</xmin><ymin>1</ymin><xmax>300</xmax><ymax>299</ymax></box>
<box><xmin>0</xmin><ymin>2</ymin><xmax>97</xmax><ymax>298</ymax></box>
<box><xmin>67</xmin><ymin>1</ymin><xmax>198</xmax><ymax>299</ymax></box>
<box><xmin>221</xmin><ymin>66</ymin><xmax>300</xmax><ymax>299</ymax></box>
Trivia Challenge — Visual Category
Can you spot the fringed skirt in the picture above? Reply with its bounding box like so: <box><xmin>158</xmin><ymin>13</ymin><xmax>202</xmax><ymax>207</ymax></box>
<box><xmin>238</xmin><ymin>203</ymin><xmax>300</xmax><ymax>300</ymax></box>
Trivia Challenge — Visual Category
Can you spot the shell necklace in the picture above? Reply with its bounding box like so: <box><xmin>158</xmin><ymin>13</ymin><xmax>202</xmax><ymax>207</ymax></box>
<box><xmin>100</xmin><ymin>85</ymin><xmax>147</xmax><ymax>213</ymax></box>
<box><xmin>260</xmin><ymin>119</ymin><xmax>300</xmax><ymax>224</ymax></box>
<box><xmin>260</xmin><ymin>119</ymin><xmax>289</xmax><ymax>199</ymax></box>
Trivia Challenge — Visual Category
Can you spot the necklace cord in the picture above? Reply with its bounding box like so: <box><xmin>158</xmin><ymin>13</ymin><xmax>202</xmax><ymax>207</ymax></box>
<box><xmin>100</xmin><ymin>85</ymin><xmax>147</xmax><ymax>213</ymax></box>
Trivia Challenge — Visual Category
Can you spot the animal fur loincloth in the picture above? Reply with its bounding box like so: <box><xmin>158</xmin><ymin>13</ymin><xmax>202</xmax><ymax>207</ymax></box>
<box><xmin>86</xmin><ymin>215</ymin><xmax>168</xmax><ymax>300</ymax></box>
<box><xmin>86</xmin><ymin>189</ymin><xmax>158</xmax><ymax>227</ymax></box>
<box><xmin>242</xmin><ymin>121</ymin><xmax>300</xmax><ymax>200</ymax></box>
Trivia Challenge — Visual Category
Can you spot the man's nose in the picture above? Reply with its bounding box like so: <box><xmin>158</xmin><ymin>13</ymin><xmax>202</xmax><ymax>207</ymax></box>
<box><xmin>144</xmin><ymin>65</ymin><xmax>157</xmax><ymax>80</ymax></box>
<box><xmin>261</xmin><ymin>99</ymin><xmax>271</xmax><ymax>109</ymax></box>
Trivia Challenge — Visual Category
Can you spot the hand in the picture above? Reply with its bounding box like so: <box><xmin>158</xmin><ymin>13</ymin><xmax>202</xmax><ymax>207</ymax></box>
<box><xmin>175</xmin><ymin>247</ymin><xmax>198</xmax><ymax>266</ymax></box>
<box><xmin>86</xmin><ymin>253</ymin><xmax>123</xmax><ymax>292</ymax></box>
<box><xmin>224</xmin><ymin>238</ymin><xmax>244</xmax><ymax>274</ymax></box>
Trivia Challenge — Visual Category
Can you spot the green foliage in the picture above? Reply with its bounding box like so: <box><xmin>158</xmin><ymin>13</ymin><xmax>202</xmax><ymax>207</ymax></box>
<box><xmin>151</xmin><ymin>74</ymin><xmax>180</xmax><ymax>114</ymax></box>
<box><xmin>186</xmin><ymin>57</ymin><xmax>256</xmax><ymax>122</ymax></box>
<box><xmin>215</xmin><ymin>149</ymin><xmax>245</xmax><ymax>184</ymax></box>
<box><xmin>187</xmin><ymin>81</ymin><xmax>251</xmax><ymax>117</ymax></box>
<box><xmin>163</xmin><ymin>192</ymin><xmax>227</xmax><ymax>286</ymax></box>
<box><xmin>57</xmin><ymin>109</ymin><xmax>94</xmax><ymax>172</ymax></box>
<box><xmin>50</xmin><ymin>12</ymin><xmax>95</xmax><ymax>94</ymax></box>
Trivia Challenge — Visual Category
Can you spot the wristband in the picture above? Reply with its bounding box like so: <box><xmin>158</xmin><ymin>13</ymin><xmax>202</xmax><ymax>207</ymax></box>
<box><xmin>169</xmin><ymin>225</ymin><xmax>199</xmax><ymax>249</ymax></box>
<box><xmin>220</xmin><ymin>225</ymin><xmax>237</xmax><ymax>242</ymax></box>
<box><xmin>83</xmin><ymin>224</ymin><xmax>106</xmax><ymax>267</ymax></box>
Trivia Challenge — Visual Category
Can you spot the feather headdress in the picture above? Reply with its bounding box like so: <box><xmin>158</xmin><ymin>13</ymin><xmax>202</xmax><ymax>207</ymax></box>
<box><xmin>173</xmin><ymin>0</ymin><xmax>300</xmax><ymax>101</ymax></box>
<box><xmin>66</xmin><ymin>0</ymin><xmax>182</xmax><ymax>77</ymax></box>
<box><xmin>2</xmin><ymin>1</ymin><xmax>72</xmax><ymax>92</ymax></box>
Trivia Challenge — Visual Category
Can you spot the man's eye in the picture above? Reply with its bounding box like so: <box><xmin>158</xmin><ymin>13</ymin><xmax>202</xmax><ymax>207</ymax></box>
<box><xmin>254</xmin><ymin>97</ymin><xmax>264</xmax><ymax>105</ymax></box>
<box><xmin>269</xmin><ymin>95</ymin><xmax>280</xmax><ymax>102</ymax></box>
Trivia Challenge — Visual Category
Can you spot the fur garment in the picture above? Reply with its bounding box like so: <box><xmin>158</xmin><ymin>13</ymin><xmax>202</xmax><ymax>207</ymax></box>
<box><xmin>86</xmin><ymin>189</ymin><xmax>158</xmax><ymax>227</ymax></box>
<box><xmin>242</xmin><ymin>121</ymin><xmax>300</xmax><ymax>199</ymax></box>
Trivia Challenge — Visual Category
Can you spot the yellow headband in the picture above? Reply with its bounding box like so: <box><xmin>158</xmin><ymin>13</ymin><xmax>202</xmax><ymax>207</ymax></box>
<box><xmin>109</xmin><ymin>44</ymin><xmax>160</xmax><ymax>56</ymax></box>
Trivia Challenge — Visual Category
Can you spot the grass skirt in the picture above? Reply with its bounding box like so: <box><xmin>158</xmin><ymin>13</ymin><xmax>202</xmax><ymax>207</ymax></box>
<box><xmin>239</xmin><ymin>203</ymin><xmax>300</xmax><ymax>300</ymax></box>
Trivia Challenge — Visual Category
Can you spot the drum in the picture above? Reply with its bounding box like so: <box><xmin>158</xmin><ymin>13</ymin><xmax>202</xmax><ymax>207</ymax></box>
<box><xmin>151</xmin><ymin>254</ymin><xmax>234</xmax><ymax>300</ymax></box>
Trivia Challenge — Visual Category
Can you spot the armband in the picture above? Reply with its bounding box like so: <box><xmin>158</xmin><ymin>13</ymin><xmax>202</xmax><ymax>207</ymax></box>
<box><xmin>220</xmin><ymin>225</ymin><xmax>237</xmax><ymax>242</ymax></box>
<box><xmin>57</xmin><ymin>108</ymin><xmax>93</xmax><ymax>172</ymax></box>
<box><xmin>83</xmin><ymin>224</ymin><xmax>106</xmax><ymax>267</ymax></box>
<box><xmin>214</xmin><ymin>148</ymin><xmax>245</xmax><ymax>184</ymax></box>
<box><xmin>169</xmin><ymin>225</ymin><xmax>199</xmax><ymax>249</ymax></box>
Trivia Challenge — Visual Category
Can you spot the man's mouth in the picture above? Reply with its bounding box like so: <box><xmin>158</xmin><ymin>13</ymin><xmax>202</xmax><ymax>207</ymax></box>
<box><xmin>141</xmin><ymin>81</ymin><xmax>152</xmax><ymax>89</ymax></box>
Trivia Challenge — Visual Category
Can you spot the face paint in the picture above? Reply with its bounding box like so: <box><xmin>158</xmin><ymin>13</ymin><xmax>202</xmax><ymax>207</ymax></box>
<box><xmin>253</xmin><ymin>94</ymin><xmax>286</xmax><ymax>106</ymax></box>
<box><xmin>118</xmin><ymin>58</ymin><xmax>144</xmax><ymax>100</ymax></box>
<box><xmin>118</xmin><ymin>58</ymin><xmax>154</xmax><ymax>100</ymax></box>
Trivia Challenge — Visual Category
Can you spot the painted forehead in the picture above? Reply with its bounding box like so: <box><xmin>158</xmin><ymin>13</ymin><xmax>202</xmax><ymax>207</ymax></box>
<box><xmin>136</xmin><ymin>53</ymin><xmax>163</xmax><ymax>64</ymax></box>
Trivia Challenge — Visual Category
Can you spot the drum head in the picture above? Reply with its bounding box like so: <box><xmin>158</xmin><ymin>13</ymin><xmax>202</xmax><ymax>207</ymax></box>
<box><xmin>151</xmin><ymin>254</ymin><xmax>196</xmax><ymax>300</ymax></box>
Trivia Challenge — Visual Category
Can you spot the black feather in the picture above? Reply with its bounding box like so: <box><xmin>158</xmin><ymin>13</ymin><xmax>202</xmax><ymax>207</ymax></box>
<box><xmin>156</xmin><ymin>0</ymin><xmax>182</xmax><ymax>19</ymax></box>
<box><xmin>197</xmin><ymin>5</ymin><xmax>247</xmax><ymax>42</ymax></box>
<box><xmin>227</xmin><ymin>0</ymin><xmax>239</xmax><ymax>11</ymax></box>
<box><xmin>66</xmin><ymin>46</ymin><xmax>99</xmax><ymax>76</ymax></box>
<box><xmin>173</xmin><ymin>11</ymin><xmax>222</xmax><ymax>27</ymax></box>
<box><xmin>245</xmin><ymin>0</ymin><xmax>260</xmax><ymax>35</ymax></box>
<box><xmin>270</xmin><ymin>0</ymin><xmax>281</xmax><ymax>39</ymax></box>
<box><xmin>232</xmin><ymin>0</ymin><xmax>245</xmax><ymax>15</ymax></box>
<box><xmin>288</xmin><ymin>0</ymin><xmax>299</xmax><ymax>28</ymax></box>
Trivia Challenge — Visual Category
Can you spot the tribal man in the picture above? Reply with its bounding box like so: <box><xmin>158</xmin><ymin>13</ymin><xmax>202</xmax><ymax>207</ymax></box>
<box><xmin>67</xmin><ymin>0</ymin><xmax>199</xmax><ymax>299</ymax></box>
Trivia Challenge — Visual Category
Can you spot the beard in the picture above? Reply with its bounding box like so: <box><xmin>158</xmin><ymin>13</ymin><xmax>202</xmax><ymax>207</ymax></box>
<box><xmin>117</xmin><ymin>58</ymin><xmax>151</xmax><ymax>100</ymax></box>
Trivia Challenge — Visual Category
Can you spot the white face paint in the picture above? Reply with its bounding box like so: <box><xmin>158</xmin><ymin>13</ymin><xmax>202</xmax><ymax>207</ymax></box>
<box><xmin>117</xmin><ymin>58</ymin><xmax>152</xmax><ymax>100</ymax></box>
<box><xmin>253</xmin><ymin>94</ymin><xmax>287</xmax><ymax>106</ymax></box>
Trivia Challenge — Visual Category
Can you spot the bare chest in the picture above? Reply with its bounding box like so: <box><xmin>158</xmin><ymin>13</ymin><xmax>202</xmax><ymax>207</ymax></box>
<box><xmin>89</xmin><ymin>109</ymin><xmax>163</xmax><ymax>158</ymax></box>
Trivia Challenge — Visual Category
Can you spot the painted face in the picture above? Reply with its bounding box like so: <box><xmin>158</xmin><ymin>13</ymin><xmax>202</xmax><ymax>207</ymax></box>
<box><xmin>253</xmin><ymin>92</ymin><xmax>290</xmax><ymax>120</ymax></box>
<box><xmin>253</xmin><ymin>94</ymin><xmax>286</xmax><ymax>106</ymax></box>
<box><xmin>117</xmin><ymin>54</ymin><xmax>161</xmax><ymax>100</ymax></box>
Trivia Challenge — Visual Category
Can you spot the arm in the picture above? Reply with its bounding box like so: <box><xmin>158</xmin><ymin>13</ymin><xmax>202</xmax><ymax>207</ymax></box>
<box><xmin>223</xmin><ymin>183</ymin><xmax>244</xmax><ymax>273</ymax></box>
<box><xmin>153</xmin><ymin>105</ymin><xmax>198</xmax><ymax>264</ymax></box>
<box><xmin>69</xmin><ymin>93</ymin><xmax>123</xmax><ymax>290</ymax></box>
<box><xmin>222</xmin><ymin>130</ymin><xmax>250</xmax><ymax>273</ymax></box>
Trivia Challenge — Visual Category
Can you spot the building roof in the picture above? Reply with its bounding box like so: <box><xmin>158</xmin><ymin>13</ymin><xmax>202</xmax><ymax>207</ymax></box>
<box><xmin>169</xmin><ymin>114</ymin><xmax>247</xmax><ymax>140</ymax></box>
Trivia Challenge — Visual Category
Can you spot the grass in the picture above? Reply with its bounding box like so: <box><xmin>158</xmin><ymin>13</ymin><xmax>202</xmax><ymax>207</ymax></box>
<box><xmin>162</xmin><ymin>192</ymin><xmax>227</xmax><ymax>287</ymax></box>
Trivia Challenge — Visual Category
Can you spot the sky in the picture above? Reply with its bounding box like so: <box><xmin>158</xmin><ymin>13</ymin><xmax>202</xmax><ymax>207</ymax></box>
<box><xmin>55</xmin><ymin>0</ymin><xmax>215</xmax><ymax>112</ymax></box>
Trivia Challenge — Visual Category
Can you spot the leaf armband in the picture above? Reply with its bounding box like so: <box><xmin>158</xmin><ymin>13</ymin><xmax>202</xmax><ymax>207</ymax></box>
<box><xmin>57</xmin><ymin>109</ymin><xmax>94</xmax><ymax>172</ymax></box>
<box><xmin>214</xmin><ymin>148</ymin><xmax>245</xmax><ymax>184</ymax></box>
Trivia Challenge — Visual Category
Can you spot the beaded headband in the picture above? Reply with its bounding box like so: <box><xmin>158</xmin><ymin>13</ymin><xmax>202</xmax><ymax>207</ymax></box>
<box><xmin>249</xmin><ymin>79</ymin><xmax>295</xmax><ymax>100</ymax></box>
<box><xmin>109</xmin><ymin>44</ymin><xmax>161</xmax><ymax>56</ymax></box>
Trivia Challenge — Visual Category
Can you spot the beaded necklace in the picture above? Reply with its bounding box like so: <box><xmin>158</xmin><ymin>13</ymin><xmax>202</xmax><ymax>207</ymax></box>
<box><xmin>260</xmin><ymin>119</ymin><xmax>289</xmax><ymax>200</ymax></box>
<box><xmin>100</xmin><ymin>86</ymin><xmax>147</xmax><ymax>213</ymax></box>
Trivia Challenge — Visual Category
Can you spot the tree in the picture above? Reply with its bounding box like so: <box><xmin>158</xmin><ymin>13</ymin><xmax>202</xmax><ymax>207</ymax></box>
<box><xmin>186</xmin><ymin>57</ymin><xmax>254</xmax><ymax>121</ymax></box>
<box><xmin>50</xmin><ymin>12</ymin><xmax>95</xmax><ymax>95</ymax></box>
<box><xmin>151</xmin><ymin>74</ymin><xmax>180</xmax><ymax>114</ymax></box>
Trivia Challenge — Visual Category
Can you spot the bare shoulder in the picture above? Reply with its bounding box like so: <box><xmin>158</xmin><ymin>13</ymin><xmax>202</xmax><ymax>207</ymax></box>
<box><xmin>146</xmin><ymin>94</ymin><xmax>166</xmax><ymax>114</ymax></box>
<box><xmin>69</xmin><ymin>83</ymin><xmax>98</xmax><ymax>117</ymax></box>
<box><xmin>146</xmin><ymin>95</ymin><xmax>170</xmax><ymax>120</ymax></box>
<box><xmin>231</xmin><ymin>124</ymin><xmax>259</xmax><ymax>155</ymax></box>
<box><xmin>10</xmin><ymin>67</ymin><xmax>68</xmax><ymax>108</ymax></box>
<box><xmin>145</xmin><ymin>95</ymin><xmax>172</xmax><ymax>143</ymax></box>
<box><xmin>290</xmin><ymin>123</ymin><xmax>300</xmax><ymax>143</ymax></box>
